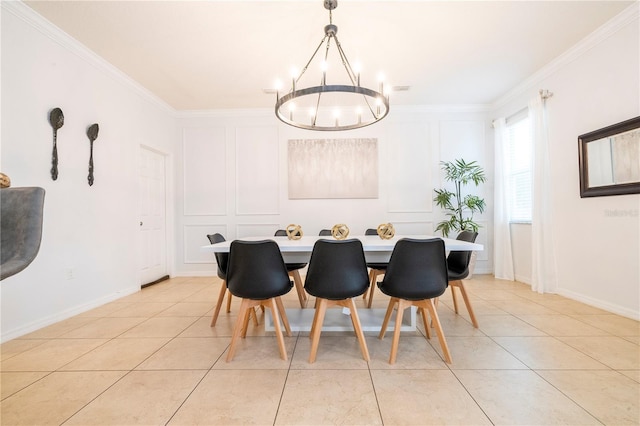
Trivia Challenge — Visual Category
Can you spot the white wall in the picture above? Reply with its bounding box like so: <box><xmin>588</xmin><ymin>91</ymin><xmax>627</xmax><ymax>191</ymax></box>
<box><xmin>174</xmin><ymin>107</ymin><xmax>493</xmax><ymax>277</ymax></box>
<box><xmin>493</xmin><ymin>5</ymin><xmax>639</xmax><ymax>319</ymax></box>
<box><xmin>0</xmin><ymin>3</ymin><xmax>178</xmax><ymax>341</ymax></box>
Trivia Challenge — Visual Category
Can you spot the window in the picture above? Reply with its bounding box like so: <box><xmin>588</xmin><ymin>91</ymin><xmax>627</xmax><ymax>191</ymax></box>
<box><xmin>505</xmin><ymin>114</ymin><xmax>533</xmax><ymax>222</ymax></box>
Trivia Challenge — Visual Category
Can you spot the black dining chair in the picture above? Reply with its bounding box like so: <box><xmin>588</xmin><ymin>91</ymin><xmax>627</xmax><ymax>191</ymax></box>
<box><xmin>274</xmin><ymin>229</ymin><xmax>307</xmax><ymax>308</ymax></box>
<box><xmin>304</xmin><ymin>239</ymin><xmax>370</xmax><ymax>363</ymax></box>
<box><xmin>318</xmin><ymin>229</ymin><xmax>332</xmax><ymax>236</ymax></box>
<box><xmin>378</xmin><ymin>238</ymin><xmax>452</xmax><ymax>364</ymax></box>
<box><xmin>446</xmin><ymin>231</ymin><xmax>479</xmax><ymax>328</ymax></box>
<box><xmin>225</xmin><ymin>240</ymin><xmax>293</xmax><ymax>362</ymax></box>
<box><xmin>207</xmin><ymin>233</ymin><xmax>260</xmax><ymax>328</ymax></box>
<box><xmin>362</xmin><ymin>228</ymin><xmax>388</xmax><ymax>308</ymax></box>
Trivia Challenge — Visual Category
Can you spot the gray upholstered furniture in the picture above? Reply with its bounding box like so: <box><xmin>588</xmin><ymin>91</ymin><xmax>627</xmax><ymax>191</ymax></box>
<box><xmin>1</xmin><ymin>187</ymin><xmax>45</xmax><ymax>280</ymax></box>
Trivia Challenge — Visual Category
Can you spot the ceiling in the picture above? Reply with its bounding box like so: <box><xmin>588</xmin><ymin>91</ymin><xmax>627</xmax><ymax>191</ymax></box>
<box><xmin>25</xmin><ymin>0</ymin><xmax>633</xmax><ymax>111</ymax></box>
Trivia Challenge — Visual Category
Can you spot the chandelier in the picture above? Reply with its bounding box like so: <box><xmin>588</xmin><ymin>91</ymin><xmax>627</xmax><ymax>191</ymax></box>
<box><xmin>274</xmin><ymin>0</ymin><xmax>389</xmax><ymax>131</ymax></box>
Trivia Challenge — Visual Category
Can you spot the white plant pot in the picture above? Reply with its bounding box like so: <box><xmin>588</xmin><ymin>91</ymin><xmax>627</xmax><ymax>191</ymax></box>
<box><xmin>467</xmin><ymin>251</ymin><xmax>477</xmax><ymax>279</ymax></box>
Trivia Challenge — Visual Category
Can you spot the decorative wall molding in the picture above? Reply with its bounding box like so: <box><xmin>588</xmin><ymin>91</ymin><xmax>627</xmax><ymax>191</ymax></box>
<box><xmin>183</xmin><ymin>224</ymin><xmax>227</xmax><ymax>264</ymax></box>
<box><xmin>492</xmin><ymin>2</ymin><xmax>639</xmax><ymax>110</ymax></box>
<box><xmin>2</xmin><ymin>1</ymin><xmax>174</xmax><ymax>115</ymax></box>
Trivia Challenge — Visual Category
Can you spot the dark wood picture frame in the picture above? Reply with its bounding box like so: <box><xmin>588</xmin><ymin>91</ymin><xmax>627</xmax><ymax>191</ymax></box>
<box><xmin>578</xmin><ymin>116</ymin><xmax>640</xmax><ymax>198</ymax></box>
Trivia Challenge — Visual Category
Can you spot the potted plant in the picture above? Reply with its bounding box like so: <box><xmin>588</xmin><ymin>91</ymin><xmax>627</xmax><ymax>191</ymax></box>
<box><xmin>433</xmin><ymin>158</ymin><xmax>486</xmax><ymax>237</ymax></box>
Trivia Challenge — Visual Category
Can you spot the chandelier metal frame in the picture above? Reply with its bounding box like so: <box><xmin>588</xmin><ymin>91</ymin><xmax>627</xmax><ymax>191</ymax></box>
<box><xmin>274</xmin><ymin>0</ymin><xmax>389</xmax><ymax>131</ymax></box>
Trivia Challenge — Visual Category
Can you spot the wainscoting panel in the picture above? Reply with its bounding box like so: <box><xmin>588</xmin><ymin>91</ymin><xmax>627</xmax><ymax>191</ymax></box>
<box><xmin>386</xmin><ymin>123</ymin><xmax>432</xmax><ymax>213</ymax></box>
<box><xmin>438</xmin><ymin>120</ymin><xmax>486</xmax><ymax>169</ymax></box>
<box><xmin>236</xmin><ymin>223</ymin><xmax>281</xmax><ymax>238</ymax></box>
<box><xmin>184</xmin><ymin>224</ymin><xmax>228</xmax><ymax>264</ymax></box>
<box><xmin>235</xmin><ymin>126</ymin><xmax>280</xmax><ymax>215</ymax></box>
<box><xmin>389</xmin><ymin>221</ymin><xmax>434</xmax><ymax>235</ymax></box>
<box><xmin>183</xmin><ymin>127</ymin><xmax>227</xmax><ymax>216</ymax></box>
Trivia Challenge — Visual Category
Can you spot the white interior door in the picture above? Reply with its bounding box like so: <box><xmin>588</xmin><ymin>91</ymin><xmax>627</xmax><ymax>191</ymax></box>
<box><xmin>139</xmin><ymin>146</ymin><xmax>168</xmax><ymax>285</ymax></box>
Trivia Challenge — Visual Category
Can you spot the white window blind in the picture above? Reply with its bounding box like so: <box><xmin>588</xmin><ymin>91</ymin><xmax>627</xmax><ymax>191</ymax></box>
<box><xmin>506</xmin><ymin>115</ymin><xmax>532</xmax><ymax>222</ymax></box>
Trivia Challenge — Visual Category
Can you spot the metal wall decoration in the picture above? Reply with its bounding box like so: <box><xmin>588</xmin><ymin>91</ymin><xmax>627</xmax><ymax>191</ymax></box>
<box><xmin>285</xmin><ymin>224</ymin><xmax>303</xmax><ymax>240</ymax></box>
<box><xmin>48</xmin><ymin>108</ymin><xmax>64</xmax><ymax>180</ymax></box>
<box><xmin>86</xmin><ymin>123</ymin><xmax>99</xmax><ymax>186</ymax></box>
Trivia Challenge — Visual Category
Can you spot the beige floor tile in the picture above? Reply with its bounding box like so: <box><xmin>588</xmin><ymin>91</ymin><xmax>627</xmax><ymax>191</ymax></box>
<box><xmin>107</xmin><ymin>301</ymin><xmax>175</xmax><ymax>317</ymax></box>
<box><xmin>570</xmin><ymin>314</ymin><xmax>640</xmax><ymax>336</ymax></box>
<box><xmin>493</xmin><ymin>336</ymin><xmax>609</xmax><ymax>369</ymax></box>
<box><xmin>180</xmin><ymin>286</ymin><xmax>219</xmax><ymax>303</ymax></box>
<box><xmin>518</xmin><ymin>314</ymin><xmax>610</xmax><ymax>336</ymax></box>
<box><xmin>0</xmin><ymin>338</ymin><xmax>48</xmax><ymax>361</ymax></box>
<box><xmin>367</xmin><ymin>335</ymin><xmax>448</xmax><ymax>369</ymax></box>
<box><xmin>290</xmin><ymin>334</ymin><xmax>370</xmax><ymax>368</ymax></box>
<box><xmin>1</xmin><ymin>339</ymin><xmax>108</xmax><ymax>371</ymax></box>
<box><xmin>427</xmin><ymin>307</ymin><xmax>485</xmax><ymax>337</ymax></box>
<box><xmin>155</xmin><ymin>302</ymin><xmax>214</xmax><ymax>317</ymax></box>
<box><xmin>534</xmin><ymin>299</ymin><xmax>611</xmax><ymax>315</ymax></box>
<box><xmin>119</xmin><ymin>316</ymin><xmax>199</xmax><ymax>338</ymax></box>
<box><xmin>17</xmin><ymin>316</ymin><xmax>96</xmax><ymax>339</ymax></box>
<box><xmin>276</xmin><ymin>369</ymin><xmax>382</xmax><ymax>425</ymax></box>
<box><xmin>440</xmin><ymin>297</ymin><xmax>509</xmax><ymax>316</ymax></box>
<box><xmin>445</xmin><ymin>337</ymin><xmax>528</xmax><ymax>369</ymax></box>
<box><xmin>60</xmin><ymin>316</ymin><xmax>146</xmax><ymax>338</ymax></box>
<box><xmin>491</xmin><ymin>299</ymin><xmax>560</xmax><ymax>315</ymax></box>
<box><xmin>454</xmin><ymin>370</ymin><xmax>600</xmax><ymax>425</ymax></box>
<box><xmin>477</xmin><ymin>314</ymin><xmax>548</xmax><ymax>336</ymax></box>
<box><xmin>0</xmin><ymin>371</ymin><xmax>125</xmax><ymax>425</ymax></box>
<box><xmin>558</xmin><ymin>335</ymin><xmax>640</xmax><ymax>369</ymax></box>
<box><xmin>0</xmin><ymin>371</ymin><xmax>48</xmax><ymax>399</ymax></box>
<box><xmin>75</xmin><ymin>301</ymin><xmax>134</xmax><ymax>317</ymax></box>
<box><xmin>64</xmin><ymin>370</ymin><xmax>206</xmax><ymax>425</ymax></box>
<box><xmin>60</xmin><ymin>337</ymin><xmax>170</xmax><ymax>370</ymax></box>
<box><xmin>536</xmin><ymin>370</ymin><xmax>640</xmax><ymax>425</ymax></box>
<box><xmin>137</xmin><ymin>337</ymin><xmax>228</xmax><ymax>370</ymax></box>
<box><xmin>179</xmin><ymin>315</ymin><xmax>236</xmax><ymax>337</ymax></box>
<box><xmin>214</xmin><ymin>336</ymin><xmax>295</xmax><ymax>369</ymax></box>
<box><xmin>169</xmin><ymin>369</ymin><xmax>287</xmax><ymax>425</ymax></box>
<box><xmin>372</xmin><ymin>369</ymin><xmax>491</xmax><ymax>425</ymax></box>
<box><xmin>619</xmin><ymin>370</ymin><xmax>640</xmax><ymax>382</ymax></box>
<box><xmin>622</xmin><ymin>335</ymin><xmax>640</xmax><ymax>344</ymax></box>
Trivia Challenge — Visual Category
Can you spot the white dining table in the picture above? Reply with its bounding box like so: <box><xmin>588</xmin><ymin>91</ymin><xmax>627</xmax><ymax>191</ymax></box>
<box><xmin>202</xmin><ymin>234</ymin><xmax>483</xmax><ymax>332</ymax></box>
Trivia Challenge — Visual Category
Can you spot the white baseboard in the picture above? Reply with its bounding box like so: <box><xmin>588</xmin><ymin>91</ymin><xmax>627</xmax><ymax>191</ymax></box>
<box><xmin>556</xmin><ymin>288</ymin><xmax>640</xmax><ymax>321</ymax></box>
<box><xmin>0</xmin><ymin>285</ymin><xmax>140</xmax><ymax>343</ymax></box>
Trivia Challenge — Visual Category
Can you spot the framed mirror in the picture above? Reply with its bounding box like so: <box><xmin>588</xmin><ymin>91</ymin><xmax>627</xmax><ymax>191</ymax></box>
<box><xmin>578</xmin><ymin>116</ymin><xmax>640</xmax><ymax>198</ymax></box>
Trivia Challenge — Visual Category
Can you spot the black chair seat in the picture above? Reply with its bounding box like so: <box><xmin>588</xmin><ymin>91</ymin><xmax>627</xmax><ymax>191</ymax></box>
<box><xmin>285</xmin><ymin>263</ymin><xmax>307</xmax><ymax>271</ymax></box>
<box><xmin>366</xmin><ymin>262</ymin><xmax>387</xmax><ymax>270</ymax></box>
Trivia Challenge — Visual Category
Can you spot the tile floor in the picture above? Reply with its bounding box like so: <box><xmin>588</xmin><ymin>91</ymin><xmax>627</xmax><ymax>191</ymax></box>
<box><xmin>1</xmin><ymin>275</ymin><xmax>639</xmax><ymax>425</ymax></box>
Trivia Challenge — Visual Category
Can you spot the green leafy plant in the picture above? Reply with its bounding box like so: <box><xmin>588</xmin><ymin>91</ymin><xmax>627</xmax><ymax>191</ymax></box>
<box><xmin>433</xmin><ymin>158</ymin><xmax>486</xmax><ymax>237</ymax></box>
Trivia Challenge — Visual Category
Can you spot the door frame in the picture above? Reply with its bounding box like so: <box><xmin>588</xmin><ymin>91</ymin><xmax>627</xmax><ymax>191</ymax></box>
<box><xmin>139</xmin><ymin>144</ymin><xmax>174</xmax><ymax>284</ymax></box>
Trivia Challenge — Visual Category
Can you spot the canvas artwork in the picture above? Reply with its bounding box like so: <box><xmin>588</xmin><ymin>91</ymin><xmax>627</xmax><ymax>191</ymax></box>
<box><xmin>288</xmin><ymin>138</ymin><xmax>378</xmax><ymax>199</ymax></box>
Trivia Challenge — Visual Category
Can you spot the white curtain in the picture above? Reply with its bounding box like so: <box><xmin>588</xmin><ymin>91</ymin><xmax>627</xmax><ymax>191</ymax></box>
<box><xmin>493</xmin><ymin>117</ymin><xmax>515</xmax><ymax>280</ymax></box>
<box><xmin>529</xmin><ymin>93</ymin><xmax>558</xmax><ymax>294</ymax></box>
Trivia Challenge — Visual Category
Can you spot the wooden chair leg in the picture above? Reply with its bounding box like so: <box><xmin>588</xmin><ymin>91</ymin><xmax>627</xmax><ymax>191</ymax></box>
<box><xmin>450</xmin><ymin>285</ymin><xmax>459</xmax><ymax>313</ymax></box>
<box><xmin>268</xmin><ymin>298</ymin><xmax>288</xmax><ymax>361</ymax></box>
<box><xmin>249</xmin><ymin>306</ymin><xmax>259</xmax><ymax>326</ymax></box>
<box><xmin>419</xmin><ymin>307</ymin><xmax>431</xmax><ymax>339</ymax></box>
<box><xmin>424</xmin><ymin>299</ymin><xmax>452</xmax><ymax>364</ymax></box>
<box><xmin>210</xmin><ymin>280</ymin><xmax>227</xmax><ymax>327</ymax></box>
<box><xmin>290</xmin><ymin>270</ymin><xmax>307</xmax><ymax>308</ymax></box>
<box><xmin>363</xmin><ymin>269</ymin><xmax>375</xmax><ymax>300</ymax></box>
<box><xmin>227</xmin><ymin>298</ymin><xmax>251</xmax><ymax>362</ymax></box>
<box><xmin>309</xmin><ymin>298</ymin><xmax>328</xmax><ymax>363</ymax></box>
<box><xmin>241</xmin><ymin>305</ymin><xmax>253</xmax><ymax>338</ymax></box>
<box><xmin>454</xmin><ymin>280</ymin><xmax>479</xmax><ymax>328</ymax></box>
<box><xmin>389</xmin><ymin>299</ymin><xmax>408</xmax><ymax>364</ymax></box>
<box><xmin>226</xmin><ymin>290</ymin><xmax>233</xmax><ymax>313</ymax></box>
<box><xmin>275</xmin><ymin>296</ymin><xmax>292</xmax><ymax>337</ymax></box>
<box><xmin>346</xmin><ymin>298</ymin><xmax>370</xmax><ymax>361</ymax></box>
<box><xmin>379</xmin><ymin>297</ymin><xmax>397</xmax><ymax>339</ymax></box>
<box><xmin>366</xmin><ymin>271</ymin><xmax>377</xmax><ymax>308</ymax></box>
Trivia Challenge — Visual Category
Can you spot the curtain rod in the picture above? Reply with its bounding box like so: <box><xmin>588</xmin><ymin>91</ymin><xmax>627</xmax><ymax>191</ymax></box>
<box><xmin>491</xmin><ymin>89</ymin><xmax>554</xmax><ymax>128</ymax></box>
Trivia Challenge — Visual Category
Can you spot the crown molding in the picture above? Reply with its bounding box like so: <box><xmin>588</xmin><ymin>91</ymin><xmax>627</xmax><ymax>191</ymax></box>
<box><xmin>492</xmin><ymin>2</ymin><xmax>639</xmax><ymax>110</ymax></box>
<box><xmin>2</xmin><ymin>1</ymin><xmax>175</xmax><ymax>115</ymax></box>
